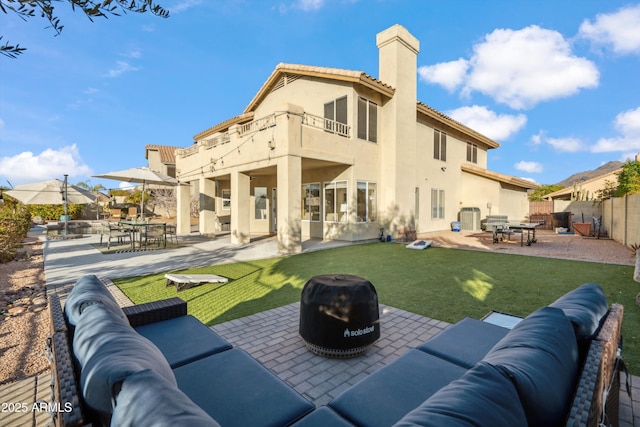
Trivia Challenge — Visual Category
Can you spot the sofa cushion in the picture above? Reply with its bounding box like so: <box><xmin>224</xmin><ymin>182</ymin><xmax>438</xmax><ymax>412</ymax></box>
<box><xmin>483</xmin><ymin>306</ymin><xmax>579</xmax><ymax>427</ymax></box>
<box><xmin>328</xmin><ymin>349</ymin><xmax>467</xmax><ymax>427</ymax></box>
<box><xmin>134</xmin><ymin>315</ymin><xmax>232</xmax><ymax>368</ymax></box>
<box><xmin>74</xmin><ymin>304</ymin><xmax>176</xmax><ymax>414</ymax></box>
<box><xmin>417</xmin><ymin>318</ymin><xmax>509</xmax><ymax>368</ymax></box>
<box><xmin>64</xmin><ymin>274</ymin><xmax>127</xmax><ymax>329</ymax></box>
<box><xmin>549</xmin><ymin>283</ymin><xmax>609</xmax><ymax>343</ymax></box>
<box><xmin>393</xmin><ymin>362</ymin><xmax>527</xmax><ymax>426</ymax></box>
<box><xmin>112</xmin><ymin>369</ymin><xmax>220</xmax><ymax>427</ymax></box>
<box><xmin>174</xmin><ymin>348</ymin><xmax>314</xmax><ymax>427</ymax></box>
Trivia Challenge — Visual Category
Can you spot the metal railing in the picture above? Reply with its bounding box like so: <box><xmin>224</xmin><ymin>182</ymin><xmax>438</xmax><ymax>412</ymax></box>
<box><xmin>176</xmin><ymin>145</ymin><xmax>199</xmax><ymax>158</ymax></box>
<box><xmin>201</xmin><ymin>133</ymin><xmax>231</xmax><ymax>149</ymax></box>
<box><xmin>302</xmin><ymin>113</ymin><xmax>350</xmax><ymax>138</ymax></box>
<box><xmin>238</xmin><ymin>114</ymin><xmax>276</xmax><ymax>136</ymax></box>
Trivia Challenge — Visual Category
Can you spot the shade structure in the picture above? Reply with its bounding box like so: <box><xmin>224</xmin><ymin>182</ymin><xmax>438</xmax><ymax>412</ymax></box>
<box><xmin>5</xmin><ymin>179</ymin><xmax>97</xmax><ymax>205</ymax></box>
<box><xmin>93</xmin><ymin>167</ymin><xmax>178</xmax><ymax>219</ymax></box>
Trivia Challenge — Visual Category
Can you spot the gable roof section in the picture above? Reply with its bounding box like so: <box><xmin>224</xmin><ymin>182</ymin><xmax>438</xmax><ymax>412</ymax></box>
<box><xmin>417</xmin><ymin>103</ymin><xmax>500</xmax><ymax>150</ymax></box>
<box><xmin>462</xmin><ymin>164</ymin><xmax>538</xmax><ymax>190</ymax></box>
<box><xmin>145</xmin><ymin>144</ymin><xmax>181</xmax><ymax>164</ymax></box>
<box><xmin>193</xmin><ymin>112</ymin><xmax>255</xmax><ymax>141</ymax></box>
<box><xmin>193</xmin><ymin>62</ymin><xmax>501</xmax><ymax>149</ymax></box>
<box><xmin>243</xmin><ymin>63</ymin><xmax>395</xmax><ymax>114</ymax></box>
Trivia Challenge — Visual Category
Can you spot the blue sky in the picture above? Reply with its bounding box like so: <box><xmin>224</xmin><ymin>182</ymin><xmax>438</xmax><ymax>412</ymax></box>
<box><xmin>1</xmin><ymin>0</ymin><xmax>640</xmax><ymax>190</ymax></box>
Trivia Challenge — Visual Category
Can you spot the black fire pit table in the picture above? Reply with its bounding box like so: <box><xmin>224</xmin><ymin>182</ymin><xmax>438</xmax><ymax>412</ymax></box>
<box><xmin>299</xmin><ymin>274</ymin><xmax>380</xmax><ymax>358</ymax></box>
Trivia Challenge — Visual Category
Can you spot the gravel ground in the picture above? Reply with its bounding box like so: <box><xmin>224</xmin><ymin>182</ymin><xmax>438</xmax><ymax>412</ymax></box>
<box><xmin>0</xmin><ymin>228</ymin><xmax>635</xmax><ymax>387</ymax></box>
<box><xmin>0</xmin><ymin>238</ymin><xmax>49</xmax><ymax>386</ymax></box>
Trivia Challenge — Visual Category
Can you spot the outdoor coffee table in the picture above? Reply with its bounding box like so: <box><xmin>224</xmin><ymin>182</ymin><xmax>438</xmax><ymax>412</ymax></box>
<box><xmin>299</xmin><ymin>274</ymin><xmax>380</xmax><ymax>358</ymax></box>
<box><xmin>165</xmin><ymin>273</ymin><xmax>228</xmax><ymax>292</ymax></box>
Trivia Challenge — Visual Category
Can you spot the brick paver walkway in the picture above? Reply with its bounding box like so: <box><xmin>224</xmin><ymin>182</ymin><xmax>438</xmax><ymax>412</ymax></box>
<box><xmin>213</xmin><ymin>302</ymin><xmax>640</xmax><ymax>425</ymax></box>
<box><xmin>212</xmin><ymin>302</ymin><xmax>449</xmax><ymax>406</ymax></box>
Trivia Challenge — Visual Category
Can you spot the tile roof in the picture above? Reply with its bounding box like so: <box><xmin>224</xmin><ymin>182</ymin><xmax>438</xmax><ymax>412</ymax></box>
<box><xmin>461</xmin><ymin>164</ymin><xmax>539</xmax><ymax>189</ymax></box>
<box><xmin>145</xmin><ymin>144</ymin><xmax>181</xmax><ymax>163</ymax></box>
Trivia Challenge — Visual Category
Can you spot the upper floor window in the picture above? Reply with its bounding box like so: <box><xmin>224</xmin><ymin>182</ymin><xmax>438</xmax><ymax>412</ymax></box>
<box><xmin>434</xmin><ymin>130</ymin><xmax>447</xmax><ymax>161</ymax></box>
<box><xmin>357</xmin><ymin>97</ymin><xmax>377</xmax><ymax>143</ymax></box>
<box><xmin>467</xmin><ymin>142</ymin><xmax>478</xmax><ymax>164</ymax></box>
<box><xmin>324</xmin><ymin>96</ymin><xmax>348</xmax><ymax>134</ymax></box>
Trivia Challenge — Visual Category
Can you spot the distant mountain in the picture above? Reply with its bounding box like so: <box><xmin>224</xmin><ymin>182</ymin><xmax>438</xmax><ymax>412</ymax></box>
<box><xmin>556</xmin><ymin>161</ymin><xmax>623</xmax><ymax>187</ymax></box>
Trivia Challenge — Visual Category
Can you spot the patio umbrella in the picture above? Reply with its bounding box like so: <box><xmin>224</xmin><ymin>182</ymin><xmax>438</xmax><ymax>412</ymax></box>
<box><xmin>93</xmin><ymin>167</ymin><xmax>178</xmax><ymax>219</ymax></box>
<box><xmin>5</xmin><ymin>178</ymin><xmax>97</xmax><ymax>205</ymax></box>
<box><xmin>5</xmin><ymin>176</ymin><xmax>97</xmax><ymax>235</ymax></box>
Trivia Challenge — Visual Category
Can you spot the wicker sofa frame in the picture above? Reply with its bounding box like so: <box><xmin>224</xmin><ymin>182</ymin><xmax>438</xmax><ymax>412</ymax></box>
<box><xmin>47</xmin><ymin>292</ymin><xmax>188</xmax><ymax>427</ymax></box>
<box><xmin>47</xmin><ymin>291</ymin><xmax>625</xmax><ymax>427</ymax></box>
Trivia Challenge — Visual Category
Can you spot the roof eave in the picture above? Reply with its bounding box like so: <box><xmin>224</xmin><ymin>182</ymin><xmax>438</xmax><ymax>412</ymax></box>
<box><xmin>461</xmin><ymin>164</ymin><xmax>539</xmax><ymax>189</ymax></box>
<box><xmin>417</xmin><ymin>103</ymin><xmax>500</xmax><ymax>149</ymax></box>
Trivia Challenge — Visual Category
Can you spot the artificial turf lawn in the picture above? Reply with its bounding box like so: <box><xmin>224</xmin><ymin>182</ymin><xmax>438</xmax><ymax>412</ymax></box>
<box><xmin>113</xmin><ymin>242</ymin><xmax>639</xmax><ymax>374</ymax></box>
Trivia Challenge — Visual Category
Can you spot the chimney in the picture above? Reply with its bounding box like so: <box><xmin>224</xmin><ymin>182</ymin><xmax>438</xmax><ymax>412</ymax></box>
<box><xmin>375</xmin><ymin>25</ymin><xmax>420</xmax><ymax>232</ymax></box>
<box><xmin>376</xmin><ymin>24</ymin><xmax>420</xmax><ymax>102</ymax></box>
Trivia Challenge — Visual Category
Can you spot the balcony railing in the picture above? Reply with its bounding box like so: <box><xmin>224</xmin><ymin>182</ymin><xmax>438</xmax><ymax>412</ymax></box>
<box><xmin>238</xmin><ymin>114</ymin><xmax>276</xmax><ymax>136</ymax></box>
<box><xmin>176</xmin><ymin>145</ymin><xmax>199</xmax><ymax>158</ymax></box>
<box><xmin>202</xmin><ymin>133</ymin><xmax>231</xmax><ymax>149</ymax></box>
<box><xmin>302</xmin><ymin>113</ymin><xmax>350</xmax><ymax>138</ymax></box>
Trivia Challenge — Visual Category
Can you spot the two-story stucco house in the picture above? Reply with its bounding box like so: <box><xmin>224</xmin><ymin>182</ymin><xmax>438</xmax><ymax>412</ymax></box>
<box><xmin>174</xmin><ymin>24</ymin><xmax>536</xmax><ymax>254</ymax></box>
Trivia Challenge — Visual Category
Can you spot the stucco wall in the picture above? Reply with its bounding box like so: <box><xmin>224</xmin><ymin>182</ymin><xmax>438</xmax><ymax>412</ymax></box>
<box><xmin>602</xmin><ymin>194</ymin><xmax>640</xmax><ymax>247</ymax></box>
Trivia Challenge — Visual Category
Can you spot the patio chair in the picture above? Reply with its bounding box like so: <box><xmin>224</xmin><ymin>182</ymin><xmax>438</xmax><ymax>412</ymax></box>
<box><xmin>142</xmin><ymin>224</ymin><xmax>166</xmax><ymax>249</ymax></box>
<box><xmin>166</xmin><ymin>224</ymin><xmax>178</xmax><ymax>244</ymax></box>
<box><xmin>126</xmin><ymin>207</ymin><xmax>138</xmax><ymax>220</ymax></box>
<box><xmin>99</xmin><ymin>221</ymin><xmax>130</xmax><ymax>249</ymax></box>
<box><xmin>109</xmin><ymin>208</ymin><xmax>123</xmax><ymax>221</ymax></box>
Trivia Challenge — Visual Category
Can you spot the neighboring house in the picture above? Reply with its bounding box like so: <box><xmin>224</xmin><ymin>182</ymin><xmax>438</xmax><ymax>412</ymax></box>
<box><xmin>174</xmin><ymin>24</ymin><xmax>537</xmax><ymax>253</ymax></box>
<box><xmin>146</xmin><ymin>144</ymin><xmax>180</xmax><ymax>178</ymax></box>
<box><xmin>544</xmin><ymin>169</ymin><xmax>622</xmax><ymax>201</ymax></box>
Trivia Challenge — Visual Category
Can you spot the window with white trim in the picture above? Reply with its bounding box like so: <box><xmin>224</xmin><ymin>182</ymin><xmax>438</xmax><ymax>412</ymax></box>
<box><xmin>324</xmin><ymin>96</ymin><xmax>348</xmax><ymax>134</ymax></box>
<box><xmin>466</xmin><ymin>142</ymin><xmax>478</xmax><ymax>164</ymax></box>
<box><xmin>434</xmin><ymin>130</ymin><xmax>447</xmax><ymax>161</ymax></box>
<box><xmin>357</xmin><ymin>97</ymin><xmax>377</xmax><ymax>143</ymax></box>
<box><xmin>356</xmin><ymin>181</ymin><xmax>377</xmax><ymax>222</ymax></box>
<box><xmin>301</xmin><ymin>183</ymin><xmax>320</xmax><ymax>221</ymax></box>
<box><xmin>324</xmin><ymin>181</ymin><xmax>348</xmax><ymax>222</ymax></box>
<box><xmin>254</xmin><ymin>187</ymin><xmax>267</xmax><ymax>220</ymax></box>
<box><xmin>431</xmin><ymin>188</ymin><xmax>445</xmax><ymax>219</ymax></box>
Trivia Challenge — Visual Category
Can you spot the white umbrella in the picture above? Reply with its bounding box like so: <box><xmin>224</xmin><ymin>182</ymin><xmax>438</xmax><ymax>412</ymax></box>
<box><xmin>5</xmin><ymin>178</ymin><xmax>97</xmax><ymax>205</ymax></box>
<box><xmin>93</xmin><ymin>167</ymin><xmax>178</xmax><ymax>219</ymax></box>
<box><xmin>5</xmin><ymin>176</ymin><xmax>97</xmax><ymax>235</ymax></box>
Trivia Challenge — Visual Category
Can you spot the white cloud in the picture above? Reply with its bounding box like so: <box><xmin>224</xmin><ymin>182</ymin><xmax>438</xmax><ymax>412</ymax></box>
<box><xmin>546</xmin><ymin>137</ymin><xmax>584</xmax><ymax>152</ymax></box>
<box><xmin>296</xmin><ymin>0</ymin><xmax>324</xmax><ymax>11</ymax></box>
<box><xmin>591</xmin><ymin>106</ymin><xmax>640</xmax><ymax>153</ymax></box>
<box><xmin>530</xmin><ymin>131</ymin><xmax>584</xmax><ymax>152</ymax></box>
<box><xmin>0</xmin><ymin>145</ymin><xmax>92</xmax><ymax>184</ymax></box>
<box><xmin>465</xmin><ymin>26</ymin><xmax>599</xmax><ymax>109</ymax></box>
<box><xmin>169</xmin><ymin>0</ymin><xmax>203</xmax><ymax>13</ymax></box>
<box><xmin>423</xmin><ymin>26</ymin><xmax>599</xmax><ymax>109</ymax></box>
<box><xmin>579</xmin><ymin>5</ymin><xmax>640</xmax><ymax>55</ymax></box>
<box><xmin>103</xmin><ymin>61</ymin><xmax>140</xmax><ymax>78</ymax></box>
<box><xmin>418</xmin><ymin>59</ymin><xmax>469</xmax><ymax>92</ymax></box>
<box><xmin>515</xmin><ymin>161</ymin><xmax>543</xmax><ymax>174</ymax></box>
<box><xmin>446</xmin><ymin>105</ymin><xmax>527</xmax><ymax>141</ymax></box>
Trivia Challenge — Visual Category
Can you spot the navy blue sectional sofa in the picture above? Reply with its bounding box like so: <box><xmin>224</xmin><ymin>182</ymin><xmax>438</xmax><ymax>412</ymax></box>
<box><xmin>48</xmin><ymin>276</ymin><xmax>624</xmax><ymax>427</ymax></box>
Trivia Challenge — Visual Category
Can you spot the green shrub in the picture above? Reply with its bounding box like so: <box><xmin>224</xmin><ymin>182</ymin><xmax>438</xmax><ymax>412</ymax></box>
<box><xmin>0</xmin><ymin>204</ymin><xmax>32</xmax><ymax>263</ymax></box>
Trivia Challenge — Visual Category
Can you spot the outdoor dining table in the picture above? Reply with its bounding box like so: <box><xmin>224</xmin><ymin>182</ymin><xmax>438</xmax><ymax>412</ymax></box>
<box><xmin>492</xmin><ymin>223</ymin><xmax>539</xmax><ymax>247</ymax></box>
<box><xmin>118</xmin><ymin>221</ymin><xmax>167</xmax><ymax>250</ymax></box>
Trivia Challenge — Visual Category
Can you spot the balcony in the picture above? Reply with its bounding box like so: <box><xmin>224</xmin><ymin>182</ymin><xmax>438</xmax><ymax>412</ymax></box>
<box><xmin>302</xmin><ymin>113</ymin><xmax>350</xmax><ymax>138</ymax></box>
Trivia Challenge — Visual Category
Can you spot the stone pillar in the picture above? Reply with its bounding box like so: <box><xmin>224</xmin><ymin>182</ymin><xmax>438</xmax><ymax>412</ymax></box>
<box><xmin>176</xmin><ymin>183</ymin><xmax>191</xmax><ymax>234</ymax></box>
<box><xmin>199</xmin><ymin>178</ymin><xmax>216</xmax><ymax>237</ymax></box>
<box><xmin>277</xmin><ymin>156</ymin><xmax>302</xmax><ymax>254</ymax></box>
<box><xmin>230</xmin><ymin>171</ymin><xmax>250</xmax><ymax>245</ymax></box>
